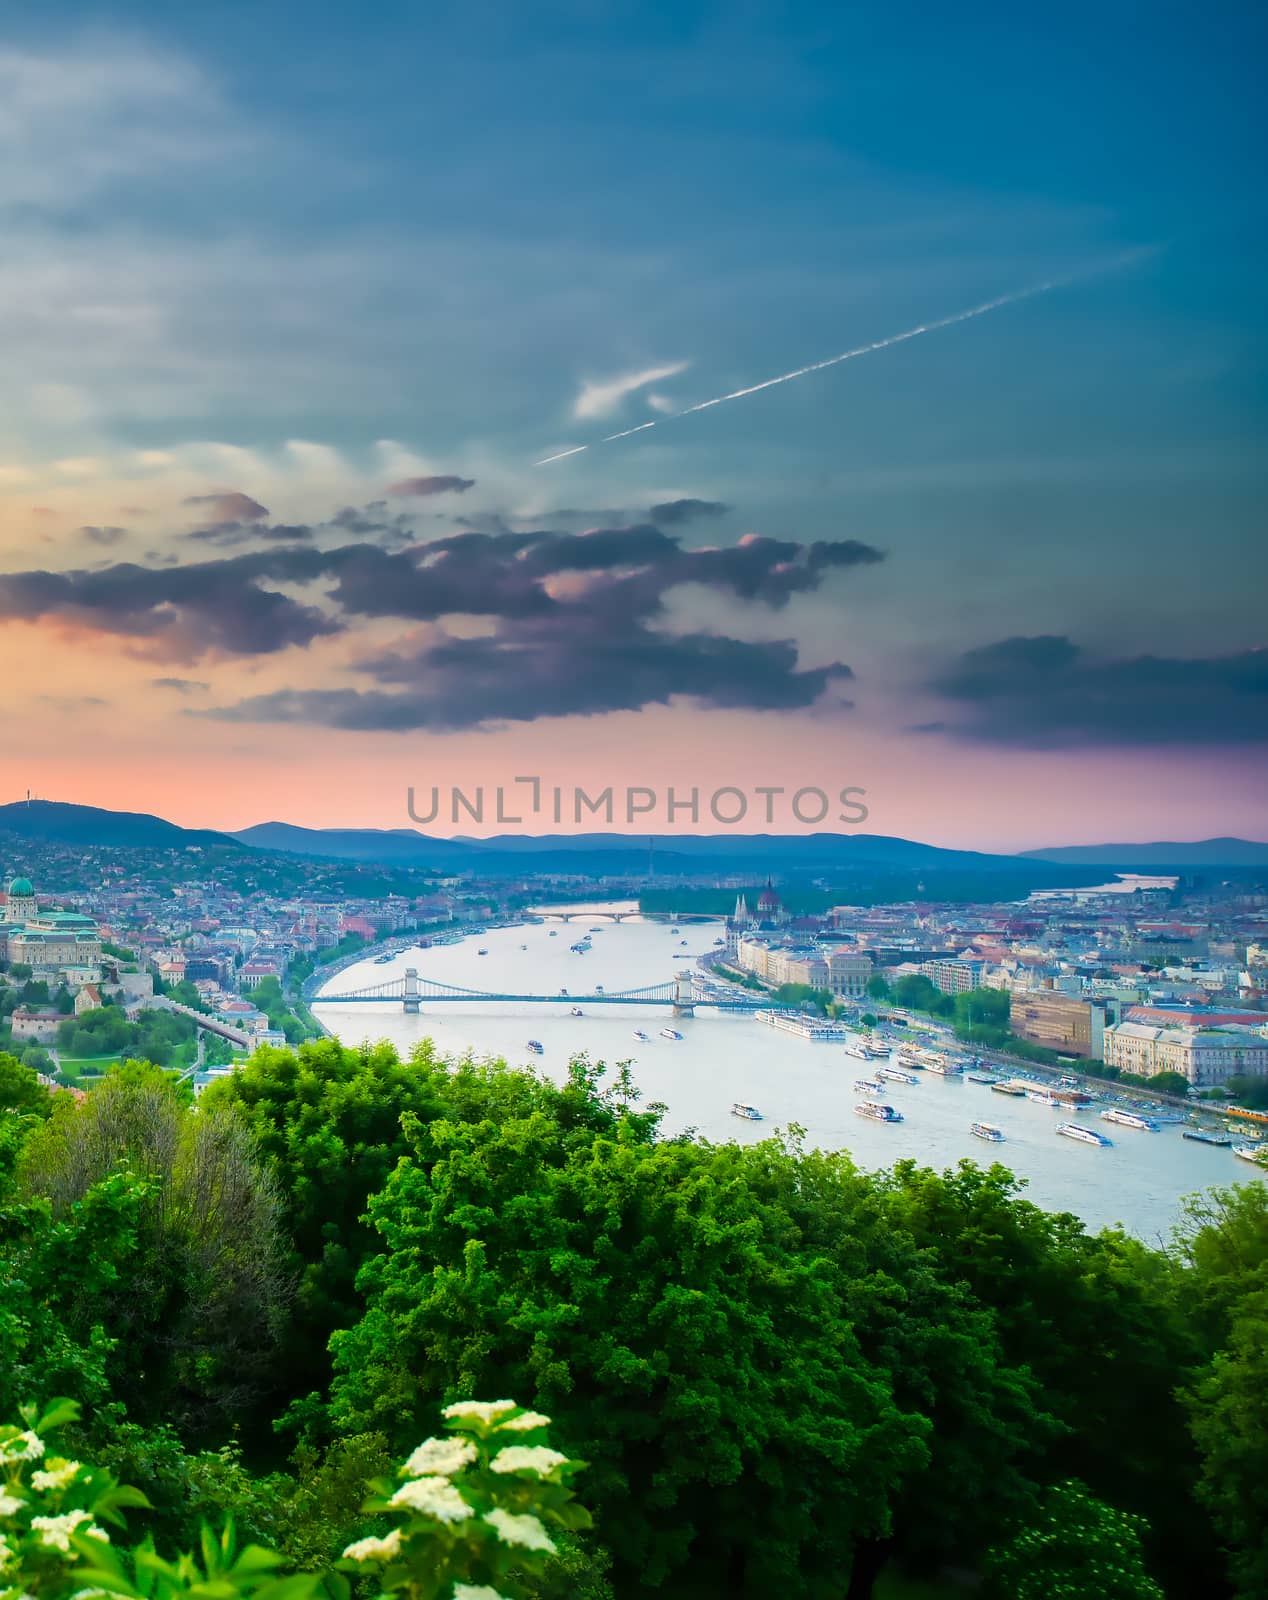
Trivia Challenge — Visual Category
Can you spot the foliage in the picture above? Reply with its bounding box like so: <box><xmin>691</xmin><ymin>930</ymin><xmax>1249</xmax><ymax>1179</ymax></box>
<box><xmin>18</xmin><ymin>1065</ymin><xmax>290</xmax><ymax>1442</ymax></box>
<box><xmin>54</xmin><ymin>1008</ymin><xmax>199</xmax><ymax>1070</ymax></box>
<box><xmin>0</xmin><ymin>1398</ymin><xmax>590</xmax><ymax>1600</ymax></box>
<box><xmin>985</xmin><ymin>1479</ymin><xmax>1164</xmax><ymax>1600</ymax></box>
<box><xmin>0</xmin><ymin>1051</ymin><xmax>54</xmax><ymax>1118</ymax></box>
<box><xmin>1146</xmin><ymin>1070</ymin><xmax>1190</xmax><ymax>1097</ymax></box>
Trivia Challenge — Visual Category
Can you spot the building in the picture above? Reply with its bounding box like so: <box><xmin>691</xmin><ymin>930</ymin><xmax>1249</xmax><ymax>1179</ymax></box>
<box><xmin>920</xmin><ymin>958</ymin><xmax>985</xmax><ymax>994</ymax></box>
<box><xmin>1011</xmin><ymin>991</ymin><xmax>1096</xmax><ymax>1057</ymax></box>
<box><xmin>4</xmin><ymin>875</ymin><xmax>37</xmax><ymax>923</ymax></box>
<box><xmin>755</xmin><ymin>878</ymin><xmax>789</xmax><ymax>928</ymax></box>
<box><xmin>827</xmin><ymin>949</ymin><xmax>873</xmax><ymax>999</ymax></box>
<box><xmin>10</xmin><ymin>1007</ymin><xmax>63</xmax><ymax>1044</ymax></box>
<box><xmin>1103</xmin><ymin>1021</ymin><xmax>1268</xmax><ymax>1087</ymax></box>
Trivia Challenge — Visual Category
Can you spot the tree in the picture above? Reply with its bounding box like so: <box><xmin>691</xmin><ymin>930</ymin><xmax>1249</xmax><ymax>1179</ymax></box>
<box><xmin>873</xmin><ymin>1159</ymin><xmax>1210</xmax><ymax>1596</ymax></box>
<box><xmin>19</xmin><ymin>1063</ymin><xmax>290</xmax><ymax>1443</ymax></box>
<box><xmin>0</xmin><ymin>1049</ymin><xmax>54</xmax><ymax>1117</ymax></box>
<box><xmin>865</xmin><ymin>975</ymin><xmax>890</xmax><ymax>1001</ymax></box>
<box><xmin>986</xmin><ymin>1479</ymin><xmax>1164</xmax><ymax>1600</ymax></box>
<box><xmin>1146</xmin><ymin>1069</ymin><xmax>1190</xmax><ymax>1096</ymax></box>
<box><xmin>1175</xmin><ymin>1185</ymin><xmax>1268</xmax><ymax>1599</ymax></box>
<box><xmin>329</xmin><ymin>1086</ymin><xmax>920</xmax><ymax>1598</ymax></box>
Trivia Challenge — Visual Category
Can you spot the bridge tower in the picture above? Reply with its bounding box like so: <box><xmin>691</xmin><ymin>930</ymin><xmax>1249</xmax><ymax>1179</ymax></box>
<box><xmin>403</xmin><ymin>967</ymin><xmax>421</xmax><ymax>1014</ymax></box>
<box><xmin>671</xmin><ymin>970</ymin><xmax>695</xmax><ymax>1018</ymax></box>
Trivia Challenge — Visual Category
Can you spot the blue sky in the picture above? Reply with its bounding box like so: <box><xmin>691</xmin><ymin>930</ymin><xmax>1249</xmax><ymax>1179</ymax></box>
<box><xmin>0</xmin><ymin>2</ymin><xmax>1264</xmax><ymax>841</ymax></box>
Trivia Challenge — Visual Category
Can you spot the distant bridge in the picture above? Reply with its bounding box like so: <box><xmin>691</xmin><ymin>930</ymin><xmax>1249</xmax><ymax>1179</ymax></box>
<box><xmin>531</xmin><ymin>910</ymin><xmax>718</xmax><ymax>924</ymax></box>
<box><xmin>315</xmin><ymin>968</ymin><xmax>764</xmax><ymax>1016</ymax></box>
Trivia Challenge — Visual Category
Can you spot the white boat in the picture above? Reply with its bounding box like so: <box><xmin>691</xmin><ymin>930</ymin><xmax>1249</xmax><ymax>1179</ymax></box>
<box><xmin>731</xmin><ymin>1102</ymin><xmax>762</xmax><ymax>1121</ymax></box>
<box><xmin>1056</xmin><ymin>1122</ymin><xmax>1111</xmax><ymax>1147</ymax></box>
<box><xmin>970</xmin><ymin>1122</ymin><xmax>1005</xmax><ymax>1142</ymax></box>
<box><xmin>925</xmin><ymin>1059</ymin><xmax>964</xmax><ymax>1077</ymax></box>
<box><xmin>1232</xmin><ymin>1145</ymin><xmax>1266</xmax><ymax>1167</ymax></box>
<box><xmin>633</xmin><ymin>1029</ymin><xmax>649</xmax><ymax>1042</ymax></box>
<box><xmin>843</xmin><ymin>1040</ymin><xmax>871</xmax><ymax>1060</ymax></box>
<box><xmin>855</xmin><ymin>1102</ymin><xmax>903</xmax><ymax>1123</ymax></box>
<box><xmin>1026</xmin><ymin>1089</ymin><xmax>1061</xmax><ymax>1107</ymax></box>
<box><xmin>660</xmin><ymin>1027</ymin><xmax>683</xmax><ymax>1040</ymax></box>
<box><xmin>477</xmin><ymin>948</ymin><xmax>489</xmax><ymax>956</ymax></box>
<box><xmin>966</xmin><ymin>1072</ymin><xmax>999</xmax><ymax>1085</ymax></box>
<box><xmin>525</xmin><ymin>1040</ymin><xmax>544</xmax><ymax>1055</ymax></box>
<box><xmin>854</xmin><ymin>1078</ymin><xmax>885</xmax><ymax>1096</ymax></box>
<box><xmin>569</xmin><ymin>1006</ymin><xmax>584</xmax><ymax>1017</ymax></box>
<box><xmin>1101</xmin><ymin>1108</ymin><xmax>1156</xmax><ymax>1131</ymax></box>
<box><xmin>877</xmin><ymin>1065</ymin><xmax>917</xmax><ymax>1084</ymax></box>
<box><xmin>549</xmin><ymin>930</ymin><xmax>558</xmax><ymax>937</ymax></box>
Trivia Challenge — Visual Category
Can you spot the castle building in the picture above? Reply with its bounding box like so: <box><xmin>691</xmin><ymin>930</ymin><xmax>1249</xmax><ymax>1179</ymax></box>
<box><xmin>0</xmin><ymin>873</ymin><xmax>102</xmax><ymax>975</ymax></box>
<box><xmin>4</xmin><ymin>875</ymin><xmax>36</xmax><ymax>923</ymax></box>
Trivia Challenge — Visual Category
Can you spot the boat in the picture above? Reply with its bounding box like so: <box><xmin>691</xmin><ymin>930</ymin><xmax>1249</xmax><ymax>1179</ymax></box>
<box><xmin>525</xmin><ymin>1040</ymin><xmax>544</xmax><ymax>1055</ymax></box>
<box><xmin>595</xmin><ymin>984</ymin><xmax>604</xmax><ymax>993</ymax></box>
<box><xmin>1232</xmin><ymin>1145</ymin><xmax>1266</xmax><ymax>1166</ymax></box>
<box><xmin>569</xmin><ymin>1006</ymin><xmax>584</xmax><ymax>1017</ymax></box>
<box><xmin>854</xmin><ymin>1079</ymin><xmax>885</xmax><ymax>1095</ymax></box>
<box><xmin>1056</xmin><ymin>1122</ymin><xmax>1112</xmax><ymax>1147</ymax></box>
<box><xmin>670</xmin><ymin>927</ymin><xmax>679</xmax><ymax>934</ymax></box>
<box><xmin>966</xmin><ymin>1072</ymin><xmax>998</xmax><ymax>1085</ymax></box>
<box><xmin>991</xmin><ymin>1081</ymin><xmax>1027</xmax><ymax>1096</ymax></box>
<box><xmin>477</xmin><ymin>948</ymin><xmax>488</xmax><ymax>956</ymax></box>
<box><xmin>679</xmin><ymin>939</ymin><xmax>688</xmax><ymax>946</ymax></box>
<box><xmin>925</xmin><ymin>1059</ymin><xmax>964</xmax><ymax>1077</ymax></box>
<box><xmin>633</xmin><ymin>1030</ymin><xmax>649</xmax><ymax>1042</ymax></box>
<box><xmin>855</xmin><ymin>1102</ymin><xmax>903</xmax><ymax>1123</ymax></box>
<box><xmin>660</xmin><ymin>1027</ymin><xmax>683</xmax><ymax>1041</ymax></box>
<box><xmin>1102</xmin><ymin>1108</ymin><xmax>1156</xmax><ymax>1131</ymax></box>
<box><xmin>843</xmin><ymin>1040</ymin><xmax>870</xmax><ymax>1060</ymax></box>
<box><xmin>374</xmin><ymin>954</ymin><xmax>392</xmax><ymax>964</ymax></box>
<box><xmin>1183</xmin><ymin>1128</ymin><xmax>1232</xmax><ymax>1147</ymax></box>
<box><xmin>731</xmin><ymin>1102</ymin><xmax>762</xmax><ymax>1121</ymax></box>
<box><xmin>1026</xmin><ymin>1089</ymin><xmax>1062</xmax><ymax>1107</ymax></box>
<box><xmin>548</xmin><ymin>930</ymin><xmax>558</xmax><ymax>937</ymax></box>
<box><xmin>588</xmin><ymin>927</ymin><xmax>603</xmax><ymax>933</ymax></box>
<box><xmin>520</xmin><ymin>943</ymin><xmax>527</xmax><ymax>950</ymax></box>
<box><xmin>877</xmin><ymin>1065</ymin><xmax>917</xmax><ymax>1084</ymax></box>
<box><xmin>970</xmin><ymin>1122</ymin><xmax>1005</xmax><ymax>1142</ymax></box>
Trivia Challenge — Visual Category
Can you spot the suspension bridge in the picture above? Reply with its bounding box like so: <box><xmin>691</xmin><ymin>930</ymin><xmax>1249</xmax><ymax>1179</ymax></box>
<box><xmin>314</xmin><ymin>968</ymin><xmax>764</xmax><ymax>1016</ymax></box>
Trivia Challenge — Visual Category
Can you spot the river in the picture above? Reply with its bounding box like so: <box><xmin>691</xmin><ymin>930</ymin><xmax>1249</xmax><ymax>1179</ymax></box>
<box><xmin>313</xmin><ymin>906</ymin><xmax>1259</xmax><ymax>1243</ymax></box>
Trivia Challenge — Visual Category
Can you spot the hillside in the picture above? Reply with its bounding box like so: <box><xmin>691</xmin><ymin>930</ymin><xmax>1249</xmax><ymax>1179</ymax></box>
<box><xmin>1024</xmin><ymin>837</ymin><xmax>1268</xmax><ymax>867</ymax></box>
<box><xmin>0</xmin><ymin>800</ymin><xmax>237</xmax><ymax>851</ymax></box>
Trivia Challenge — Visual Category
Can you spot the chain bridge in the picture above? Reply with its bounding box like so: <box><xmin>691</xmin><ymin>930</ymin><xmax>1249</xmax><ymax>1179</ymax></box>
<box><xmin>315</xmin><ymin>968</ymin><xmax>763</xmax><ymax>1016</ymax></box>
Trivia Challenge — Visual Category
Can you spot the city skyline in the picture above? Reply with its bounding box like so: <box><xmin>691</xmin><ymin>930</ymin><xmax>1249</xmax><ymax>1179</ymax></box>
<box><xmin>2</xmin><ymin>4</ymin><xmax>1265</xmax><ymax>847</ymax></box>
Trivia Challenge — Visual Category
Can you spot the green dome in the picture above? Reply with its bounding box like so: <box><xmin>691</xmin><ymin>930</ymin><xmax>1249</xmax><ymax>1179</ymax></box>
<box><xmin>7</xmin><ymin>876</ymin><xmax>33</xmax><ymax>898</ymax></box>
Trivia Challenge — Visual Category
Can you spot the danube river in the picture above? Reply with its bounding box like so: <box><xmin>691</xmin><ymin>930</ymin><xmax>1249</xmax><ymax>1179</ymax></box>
<box><xmin>313</xmin><ymin>908</ymin><xmax>1257</xmax><ymax>1242</ymax></box>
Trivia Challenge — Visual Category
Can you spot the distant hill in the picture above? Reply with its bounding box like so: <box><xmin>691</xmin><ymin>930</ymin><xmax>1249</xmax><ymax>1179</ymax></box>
<box><xmin>234</xmin><ymin>821</ymin><xmax>1059</xmax><ymax>877</ymax></box>
<box><xmin>1023</xmin><ymin>837</ymin><xmax>1268</xmax><ymax>868</ymax></box>
<box><xmin>0</xmin><ymin>800</ymin><xmax>236</xmax><ymax>851</ymax></box>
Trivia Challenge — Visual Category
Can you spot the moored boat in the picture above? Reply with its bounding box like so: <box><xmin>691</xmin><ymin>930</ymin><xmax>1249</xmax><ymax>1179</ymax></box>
<box><xmin>1102</xmin><ymin>1108</ymin><xmax>1156</xmax><ymax>1131</ymax></box>
<box><xmin>1183</xmin><ymin>1128</ymin><xmax>1231</xmax><ymax>1146</ymax></box>
<box><xmin>1232</xmin><ymin>1145</ymin><xmax>1266</xmax><ymax>1166</ymax></box>
<box><xmin>991</xmin><ymin>1080</ymin><xmax>1027</xmax><ymax>1096</ymax></box>
<box><xmin>1056</xmin><ymin>1122</ymin><xmax>1112</xmax><ymax>1147</ymax></box>
<box><xmin>877</xmin><ymin>1065</ymin><xmax>917</xmax><ymax>1084</ymax></box>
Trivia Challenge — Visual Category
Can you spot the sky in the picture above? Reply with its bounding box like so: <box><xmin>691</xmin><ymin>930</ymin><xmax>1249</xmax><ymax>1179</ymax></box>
<box><xmin>1</xmin><ymin>1</ymin><xmax>1265</xmax><ymax>849</ymax></box>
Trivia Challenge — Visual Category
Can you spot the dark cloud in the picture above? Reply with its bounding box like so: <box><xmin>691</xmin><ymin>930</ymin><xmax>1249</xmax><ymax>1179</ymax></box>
<box><xmin>80</xmin><ymin>525</ymin><xmax>128</xmax><ymax>546</ymax></box>
<box><xmin>387</xmin><ymin>475</ymin><xmax>476</xmax><ymax>497</ymax></box>
<box><xmin>0</xmin><ymin>549</ymin><xmax>337</xmax><ymax>660</ymax></box>
<box><xmin>184</xmin><ymin>491</ymin><xmax>270</xmax><ymax>524</ymax></box>
<box><xmin>185</xmin><ymin>522</ymin><xmax>313</xmax><ymax>548</ymax></box>
<box><xmin>152</xmin><ymin>676</ymin><xmax>211</xmax><ymax>693</ymax></box>
<box><xmin>0</xmin><ymin>512</ymin><xmax>882</xmax><ymax>725</ymax></box>
<box><xmin>209</xmin><ymin>613</ymin><xmax>854</xmax><ymax>731</ymax></box>
<box><xmin>929</xmin><ymin>636</ymin><xmax>1268</xmax><ymax>746</ymax></box>
<box><xmin>37</xmin><ymin>694</ymin><xmax>109</xmax><ymax>710</ymax></box>
<box><xmin>647</xmin><ymin>498</ymin><xmax>730</xmax><ymax>525</ymax></box>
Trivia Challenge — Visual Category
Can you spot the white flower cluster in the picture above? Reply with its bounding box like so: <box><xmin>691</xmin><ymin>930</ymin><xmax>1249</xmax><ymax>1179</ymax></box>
<box><xmin>439</xmin><ymin>1401</ymin><xmax>517</xmax><ymax>1426</ymax></box>
<box><xmin>402</xmin><ymin>1437</ymin><xmax>477</xmax><ymax>1478</ymax></box>
<box><xmin>30</xmin><ymin>1510</ymin><xmax>104</xmax><ymax>1553</ymax></box>
<box><xmin>388</xmin><ymin>1477</ymin><xmax>472</xmax><ymax>1525</ymax></box>
<box><xmin>341</xmin><ymin>1528</ymin><xmax>402</xmax><ymax>1562</ymax></box>
<box><xmin>32</xmin><ymin>1460</ymin><xmax>82</xmax><ymax>1493</ymax></box>
<box><xmin>481</xmin><ymin>1509</ymin><xmax>556</xmax><ymax>1554</ymax></box>
<box><xmin>495</xmin><ymin>1410</ymin><xmax>550</xmax><ymax>1433</ymax></box>
<box><xmin>452</xmin><ymin>1586</ymin><xmax>508</xmax><ymax>1600</ymax></box>
<box><xmin>0</xmin><ymin>1432</ymin><xmax>45</xmax><ymax>1463</ymax></box>
<box><xmin>489</xmin><ymin>1447</ymin><xmax>567</xmax><ymax>1477</ymax></box>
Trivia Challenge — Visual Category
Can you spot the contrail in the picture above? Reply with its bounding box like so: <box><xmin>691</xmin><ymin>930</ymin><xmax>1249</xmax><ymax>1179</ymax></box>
<box><xmin>534</xmin><ymin>257</ymin><xmax>1146</xmax><ymax>466</ymax></box>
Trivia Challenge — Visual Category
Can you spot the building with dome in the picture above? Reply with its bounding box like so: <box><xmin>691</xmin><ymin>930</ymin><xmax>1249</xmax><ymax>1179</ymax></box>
<box><xmin>0</xmin><ymin>872</ymin><xmax>102</xmax><ymax>978</ymax></box>
<box><xmin>5</xmin><ymin>875</ymin><xmax>36</xmax><ymax>923</ymax></box>
<box><xmin>756</xmin><ymin>877</ymin><xmax>789</xmax><ymax>929</ymax></box>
